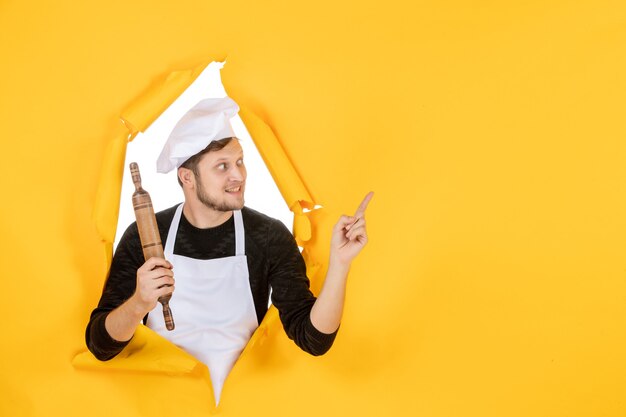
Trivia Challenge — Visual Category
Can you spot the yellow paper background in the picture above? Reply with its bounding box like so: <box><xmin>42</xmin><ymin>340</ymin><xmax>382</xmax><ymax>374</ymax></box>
<box><xmin>1</xmin><ymin>1</ymin><xmax>625</xmax><ymax>416</ymax></box>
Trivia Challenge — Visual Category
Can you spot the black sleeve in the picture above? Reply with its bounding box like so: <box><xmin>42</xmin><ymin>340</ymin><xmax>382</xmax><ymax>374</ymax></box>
<box><xmin>85</xmin><ymin>223</ymin><xmax>145</xmax><ymax>360</ymax></box>
<box><xmin>267</xmin><ymin>220</ymin><xmax>338</xmax><ymax>356</ymax></box>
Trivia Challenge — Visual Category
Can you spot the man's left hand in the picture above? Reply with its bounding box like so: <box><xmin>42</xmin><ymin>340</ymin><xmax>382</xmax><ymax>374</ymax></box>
<box><xmin>329</xmin><ymin>191</ymin><xmax>374</xmax><ymax>267</ymax></box>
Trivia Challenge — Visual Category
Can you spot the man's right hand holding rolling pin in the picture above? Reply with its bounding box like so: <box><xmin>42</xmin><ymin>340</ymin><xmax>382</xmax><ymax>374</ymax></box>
<box><xmin>103</xmin><ymin>258</ymin><xmax>174</xmax><ymax>343</ymax></box>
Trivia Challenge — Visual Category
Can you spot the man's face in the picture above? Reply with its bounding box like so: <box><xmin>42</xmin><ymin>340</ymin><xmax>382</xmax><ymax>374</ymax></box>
<box><xmin>194</xmin><ymin>139</ymin><xmax>246</xmax><ymax>212</ymax></box>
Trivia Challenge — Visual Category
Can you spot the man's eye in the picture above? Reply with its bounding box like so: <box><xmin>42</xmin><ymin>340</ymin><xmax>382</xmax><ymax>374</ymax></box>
<box><xmin>217</xmin><ymin>163</ymin><xmax>227</xmax><ymax>170</ymax></box>
<box><xmin>237</xmin><ymin>159</ymin><xmax>244</xmax><ymax>166</ymax></box>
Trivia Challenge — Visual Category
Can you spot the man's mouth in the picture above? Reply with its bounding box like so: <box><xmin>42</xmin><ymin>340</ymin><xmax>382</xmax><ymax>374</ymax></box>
<box><xmin>225</xmin><ymin>186</ymin><xmax>242</xmax><ymax>193</ymax></box>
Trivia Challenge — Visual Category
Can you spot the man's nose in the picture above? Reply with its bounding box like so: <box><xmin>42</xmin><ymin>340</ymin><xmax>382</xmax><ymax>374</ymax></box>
<box><xmin>229</xmin><ymin>165</ymin><xmax>245</xmax><ymax>181</ymax></box>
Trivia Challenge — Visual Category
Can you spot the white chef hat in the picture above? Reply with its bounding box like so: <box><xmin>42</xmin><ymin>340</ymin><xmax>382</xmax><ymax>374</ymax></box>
<box><xmin>156</xmin><ymin>97</ymin><xmax>240</xmax><ymax>173</ymax></box>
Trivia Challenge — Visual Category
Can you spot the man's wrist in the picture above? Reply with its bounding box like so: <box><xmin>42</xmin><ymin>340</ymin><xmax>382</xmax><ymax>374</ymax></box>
<box><xmin>328</xmin><ymin>258</ymin><xmax>351</xmax><ymax>276</ymax></box>
<box><xmin>126</xmin><ymin>293</ymin><xmax>151</xmax><ymax>320</ymax></box>
<box><xmin>104</xmin><ymin>296</ymin><xmax>146</xmax><ymax>343</ymax></box>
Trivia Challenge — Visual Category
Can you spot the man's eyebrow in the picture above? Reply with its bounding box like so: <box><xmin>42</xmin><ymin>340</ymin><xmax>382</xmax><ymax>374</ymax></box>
<box><xmin>213</xmin><ymin>154</ymin><xmax>244</xmax><ymax>162</ymax></box>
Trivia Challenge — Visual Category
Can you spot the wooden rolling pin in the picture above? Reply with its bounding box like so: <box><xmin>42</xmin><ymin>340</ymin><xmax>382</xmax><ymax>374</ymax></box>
<box><xmin>130</xmin><ymin>162</ymin><xmax>175</xmax><ymax>330</ymax></box>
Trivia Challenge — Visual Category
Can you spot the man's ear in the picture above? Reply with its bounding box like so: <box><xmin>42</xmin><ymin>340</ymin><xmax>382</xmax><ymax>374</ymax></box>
<box><xmin>178</xmin><ymin>167</ymin><xmax>195</xmax><ymax>188</ymax></box>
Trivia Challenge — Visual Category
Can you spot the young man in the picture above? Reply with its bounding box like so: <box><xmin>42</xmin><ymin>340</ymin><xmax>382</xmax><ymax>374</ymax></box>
<box><xmin>85</xmin><ymin>97</ymin><xmax>372</xmax><ymax>403</ymax></box>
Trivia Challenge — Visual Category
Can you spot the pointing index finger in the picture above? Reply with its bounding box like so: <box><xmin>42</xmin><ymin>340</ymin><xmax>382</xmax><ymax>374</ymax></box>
<box><xmin>354</xmin><ymin>191</ymin><xmax>374</xmax><ymax>217</ymax></box>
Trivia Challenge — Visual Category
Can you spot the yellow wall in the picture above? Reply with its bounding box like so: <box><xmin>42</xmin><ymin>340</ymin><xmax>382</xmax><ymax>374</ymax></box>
<box><xmin>1</xmin><ymin>1</ymin><xmax>625</xmax><ymax>416</ymax></box>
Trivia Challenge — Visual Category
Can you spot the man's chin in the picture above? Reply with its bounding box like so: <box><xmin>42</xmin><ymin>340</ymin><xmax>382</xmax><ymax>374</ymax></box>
<box><xmin>230</xmin><ymin>201</ymin><xmax>245</xmax><ymax>211</ymax></box>
<box><xmin>232</xmin><ymin>194</ymin><xmax>245</xmax><ymax>209</ymax></box>
<box><xmin>219</xmin><ymin>199</ymin><xmax>245</xmax><ymax>212</ymax></box>
<box><xmin>196</xmin><ymin>188</ymin><xmax>245</xmax><ymax>212</ymax></box>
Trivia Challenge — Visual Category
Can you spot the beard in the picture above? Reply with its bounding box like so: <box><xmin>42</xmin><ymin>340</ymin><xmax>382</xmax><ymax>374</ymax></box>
<box><xmin>195</xmin><ymin>174</ymin><xmax>245</xmax><ymax>212</ymax></box>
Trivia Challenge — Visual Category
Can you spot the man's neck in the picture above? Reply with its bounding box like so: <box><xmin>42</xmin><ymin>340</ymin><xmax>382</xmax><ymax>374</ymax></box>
<box><xmin>182</xmin><ymin>199</ymin><xmax>233</xmax><ymax>229</ymax></box>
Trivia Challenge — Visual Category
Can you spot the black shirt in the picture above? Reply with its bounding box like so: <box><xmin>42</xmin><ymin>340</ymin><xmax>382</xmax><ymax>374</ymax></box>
<box><xmin>86</xmin><ymin>205</ymin><xmax>337</xmax><ymax>360</ymax></box>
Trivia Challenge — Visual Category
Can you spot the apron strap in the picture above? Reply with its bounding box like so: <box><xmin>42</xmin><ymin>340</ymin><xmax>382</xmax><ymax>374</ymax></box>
<box><xmin>234</xmin><ymin>210</ymin><xmax>245</xmax><ymax>256</ymax></box>
<box><xmin>164</xmin><ymin>203</ymin><xmax>184</xmax><ymax>258</ymax></box>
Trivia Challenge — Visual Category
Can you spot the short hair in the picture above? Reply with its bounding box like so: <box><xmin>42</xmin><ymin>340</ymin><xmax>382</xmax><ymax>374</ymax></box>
<box><xmin>177</xmin><ymin>137</ymin><xmax>235</xmax><ymax>186</ymax></box>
